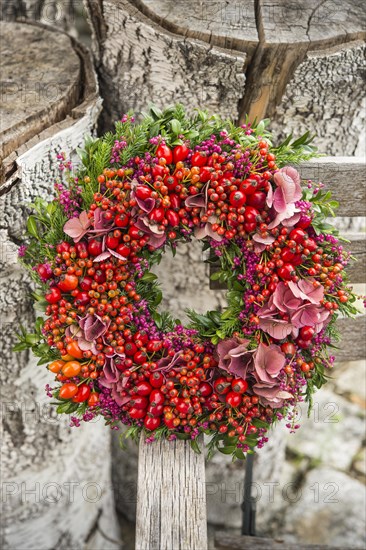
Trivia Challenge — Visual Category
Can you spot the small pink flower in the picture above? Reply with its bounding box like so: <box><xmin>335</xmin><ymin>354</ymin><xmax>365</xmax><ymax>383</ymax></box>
<box><xmin>63</xmin><ymin>211</ymin><xmax>91</xmax><ymax>242</ymax></box>
<box><xmin>288</xmin><ymin>279</ymin><xmax>324</xmax><ymax>304</ymax></box>
<box><xmin>194</xmin><ymin>216</ymin><xmax>224</xmax><ymax>242</ymax></box>
<box><xmin>91</xmin><ymin>207</ymin><xmax>115</xmax><ymax>234</ymax></box>
<box><xmin>156</xmin><ymin>351</ymin><xmax>183</xmax><ymax>372</ymax></box>
<box><xmin>258</xmin><ymin>280</ymin><xmax>330</xmax><ymax>340</ymax></box>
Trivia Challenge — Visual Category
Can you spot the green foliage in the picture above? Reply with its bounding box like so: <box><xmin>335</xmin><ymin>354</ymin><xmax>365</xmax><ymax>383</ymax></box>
<box><xmin>273</xmin><ymin>131</ymin><xmax>319</xmax><ymax>166</ymax></box>
<box><xmin>13</xmin><ymin>319</ymin><xmax>59</xmax><ymax>365</ymax></box>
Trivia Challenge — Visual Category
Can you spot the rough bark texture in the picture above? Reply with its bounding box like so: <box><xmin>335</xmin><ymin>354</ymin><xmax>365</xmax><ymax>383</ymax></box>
<box><xmin>0</xmin><ymin>22</ymin><xmax>121</xmax><ymax>550</ymax></box>
<box><xmin>270</xmin><ymin>42</ymin><xmax>366</xmax><ymax>156</ymax></box>
<box><xmin>135</xmin><ymin>436</ymin><xmax>207</xmax><ymax>550</ymax></box>
<box><xmin>85</xmin><ymin>0</ymin><xmax>365</xmax><ymax>155</ymax></box>
<box><xmin>84</xmin><ymin>0</ymin><xmax>246</xmax><ymax>129</ymax></box>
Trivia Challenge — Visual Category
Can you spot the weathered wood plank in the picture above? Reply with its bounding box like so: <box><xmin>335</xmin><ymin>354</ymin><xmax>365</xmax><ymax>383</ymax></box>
<box><xmin>299</xmin><ymin>157</ymin><xmax>366</xmax><ymax>217</ymax></box>
<box><xmin>343</xmin><ymin>233</ymin><xmax>366</xmax><ymax>284</ymax></box>
<box><xmin>215</xmin><ymin>531</ymin><xmax>345</xmax><ymax>550</ymax></box>
<box><xmin>335</xmin><ymin>314</ymin><xmax>366</xmax><ymax>362</ymax></box>
<box><xmin>136</xmin><ymin>436</ymin><xmax>207</xmax><ymax>550</ymax></box>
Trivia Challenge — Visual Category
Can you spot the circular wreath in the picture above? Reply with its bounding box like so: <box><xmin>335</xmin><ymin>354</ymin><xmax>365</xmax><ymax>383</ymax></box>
<box><xmin>17</xmin><ymin>105</ymin><xmax>358</xmax><ymax>459</ymax></box>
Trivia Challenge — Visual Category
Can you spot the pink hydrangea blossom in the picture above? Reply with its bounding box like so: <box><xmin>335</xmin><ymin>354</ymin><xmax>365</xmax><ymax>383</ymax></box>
<box><xmin>258</xmin><ymin>280</ymin><xmax>330</xmax><ymax>340</ymax></box>
<box><xmin>99</xmin><ymin>356</ymin><xmax>130</xmax><ymax>406</ymax></box>
<box><xmin>134</xmin><ymin>217</ymin><xmax>167</xmax><ymax>248</ymax></box>
<box><xmin>252</xmin><ymin>343</ymin><xmax>292</xmax><ymax>408</ymax></box>
<box><xmin>63</xmin><ymin>211</ymin><xmax>91</xmax><ymax>242</ymax></box>
<box><xmin>266</xmin><ymin>167</ymin><xmax>302</xmax><ymax>229</ymax></box>
<box><xmin>216</xmin><ymin>337</ymin><xmax>254</xmax><ymax>379</ymax></box>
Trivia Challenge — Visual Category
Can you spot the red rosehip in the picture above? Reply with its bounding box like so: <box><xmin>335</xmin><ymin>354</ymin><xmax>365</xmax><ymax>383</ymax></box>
<box><xmin>45</xmin><ymin>287</ymin><xmax>62</xmax><ymax>304</ymax></box>
<box><xmin>156</xmin><ymin>144</ymin><xmax>173</xmax><ymax>164</ymax></box>
<box><xmin>173</xmin><ymin>144</ymin><xmax>190</xmax><ymax>163</ymax></box>
<box><xmin>231</xmin><ymin>378</ymin><xmax>248</xmax><ymax>394</ymax></box>
<box><xmin>226</xmin><ymin>391</ymin><xmax>242</xmax><ymax>407</ymax></box>
<box><xmin>144</xmin><ymin>416</ymin><xmax>161</xmax><ymax>431</ymax></box>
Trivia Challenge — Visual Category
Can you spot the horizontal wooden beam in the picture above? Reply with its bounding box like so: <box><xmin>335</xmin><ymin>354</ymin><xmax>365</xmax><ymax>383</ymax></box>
<box><xmin>335</xmin><ymin>314</ymin><xmax>366</xmax><ymax>362</ymax></box>
<box><xmin>299</xmin><ymin>157</ymin><xmax>366</xmax><ymax>217</ymax></box>
<box><xmin>342</xmin><ymin>232</ymin><xmax>365</xmax><ymax>284</ymax></box>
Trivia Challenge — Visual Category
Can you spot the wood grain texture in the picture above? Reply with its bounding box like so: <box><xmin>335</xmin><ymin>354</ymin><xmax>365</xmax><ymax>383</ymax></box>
<box><xmin>335</xmin><ymin>314</ymin><xmax>366</xmax><ymax>362</ymax></box>
<box><xmin>130</xmin><ymin>0</ymin><xmax>365</xmax><ymax>48</ymax></box>
<box><xmin>0</xmin><ymin>21</ymin><xmax>121</xmax><ymax>550</ymax></box>
<box><xmin>299</xmin><ymin>157</ymin><xmax>366</xmax><ymax>216</ymax></box>
<box><xmin>215</xmin><ymin>531</ymin><xmax>345</xmax><ymax>549</ymax></box>
<box><xmin>0</xmin><ymin>21</ymin><xmax>101</xmax><ymax>185</ymax></box>
<box><xmin>136</xmin><ymin>436</ymin><xmax>207</xmax><ymax>550</ymax></box>
<box><xmin>0</xmin><ymin>22</ymin><xmax>80</xmax><ymax>164</ymax></box>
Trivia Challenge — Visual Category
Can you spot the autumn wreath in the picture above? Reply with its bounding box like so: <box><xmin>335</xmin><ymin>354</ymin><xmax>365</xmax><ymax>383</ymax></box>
<box><xmin>16</xmin><ymin>105</ymin><xmax>359</xmax><ymax>459</ymax></box>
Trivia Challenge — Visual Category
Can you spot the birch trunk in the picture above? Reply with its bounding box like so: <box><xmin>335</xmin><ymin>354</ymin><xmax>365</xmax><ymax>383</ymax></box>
<box><xmin>0</xmin><ymin>21</ymin><xmax>121</xmax><ymax>550</ymax></box>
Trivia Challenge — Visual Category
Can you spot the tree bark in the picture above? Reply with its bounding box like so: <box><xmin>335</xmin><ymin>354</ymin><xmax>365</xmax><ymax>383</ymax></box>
<box><xmin>85</xmin><ymin>0</ymin><xmax>365</xmax><ymax>155</ymax></box>
<box><xmin>0</xmin><ymin>21</ymin><xmax>121</xmax><ymax>550</ymax></box>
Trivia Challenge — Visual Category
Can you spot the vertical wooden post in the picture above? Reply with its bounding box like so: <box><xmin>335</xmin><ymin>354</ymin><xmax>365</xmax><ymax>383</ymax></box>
<box><xmin>136</xmin><ymin>436</ymin><xmax>207</xmax><ymax>550</ymax></box>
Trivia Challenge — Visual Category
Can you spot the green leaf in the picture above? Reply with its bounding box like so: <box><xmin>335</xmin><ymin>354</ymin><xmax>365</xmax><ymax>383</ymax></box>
<box><xmin>152</xmin><ymin>290</ymin><xmax>162</xmax><ymax>307</ymax></box>
<box><xmin>25</xmin><ymin>334</ymin><xmax>39</xmax><ymax>345</ymax></box>
<box><xmin>185</xmin><ymin>130</ymin><xmax>199</xmax><ymax>140</ymax></box>
<box><xmin>27</xmin><ymin>216</ymin><xmax>39</xmax><ymax>239</ymax></box>
<box><xmin>176</xmin><ymin>432</ymin><xmax>190</xmax><ymax>440</ymax></box>
<box><xmin>12</xmin><ymin>342</ymin><xmax>29</xmax><ymax>352</ymax></box>
<box><xmin>150</xmin><ymin>105</ymin><xmax>163</xmax><ymax>119</ymax></box>
<box><xmin>141</xmin><ymin>272</ymin><xmax>158</xmax><ymax>283</ymax></box>
<box><xmin>190</xmin><ymin>438</ymin><xmax>202</xmax><ymax>454</ymax></box>
<box><xmin>210</xmin><ymin>271</ymin><xmax>222</xmax><ymax>281</ymax></box>
<box><xmin>152</xmin><ymin>312</ymin><xmax>162</xmax><ymax>329</ymax></box>
<box><xmin>170</xmin><ymin>119</ymin><xmax>181</xmax><ymax>135</ymax></box>
<box><xmin>56</xmin><ymin>402</ymin><xmax>80</xmax><ymax>414</ymax></box>
<box><xmin>256</xmin><ymin>120</ymin><xmax>265</xmax><ymax>135</ymax></box>
<box><xmin>218</xmin><ymin>445</ymin><xmax>236</xmax><ymax>455</ymax></box>
<box><xmin>46</xmin><ymin>202</ymin><xmax>57</xmax><ymax>216</ymax></box>
<box><xmin>235</xmin><ymin>448</ymin><xmax>245</xmax><ymax>460</ymax></box>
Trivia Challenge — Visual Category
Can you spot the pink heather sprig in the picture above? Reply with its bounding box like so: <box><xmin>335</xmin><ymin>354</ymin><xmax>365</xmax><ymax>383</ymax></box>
<box><xmin>110</xmin><ymin>139</ymin><xmax>127</xmax><ymax>163</ymax></box>
<box><xmin>18</xmin><ymin>245</ymin><xmax>27</xmax><ymax>257</ymax></box>
<box><xmin>54</xmin><ymin>182</ymin><xmax>82</xmax><ymax>217</ymax></box>
<box><xmin>121</xmin><ymin>114</ymin><xmax>135</xmax><ymax>123</ymax></box>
